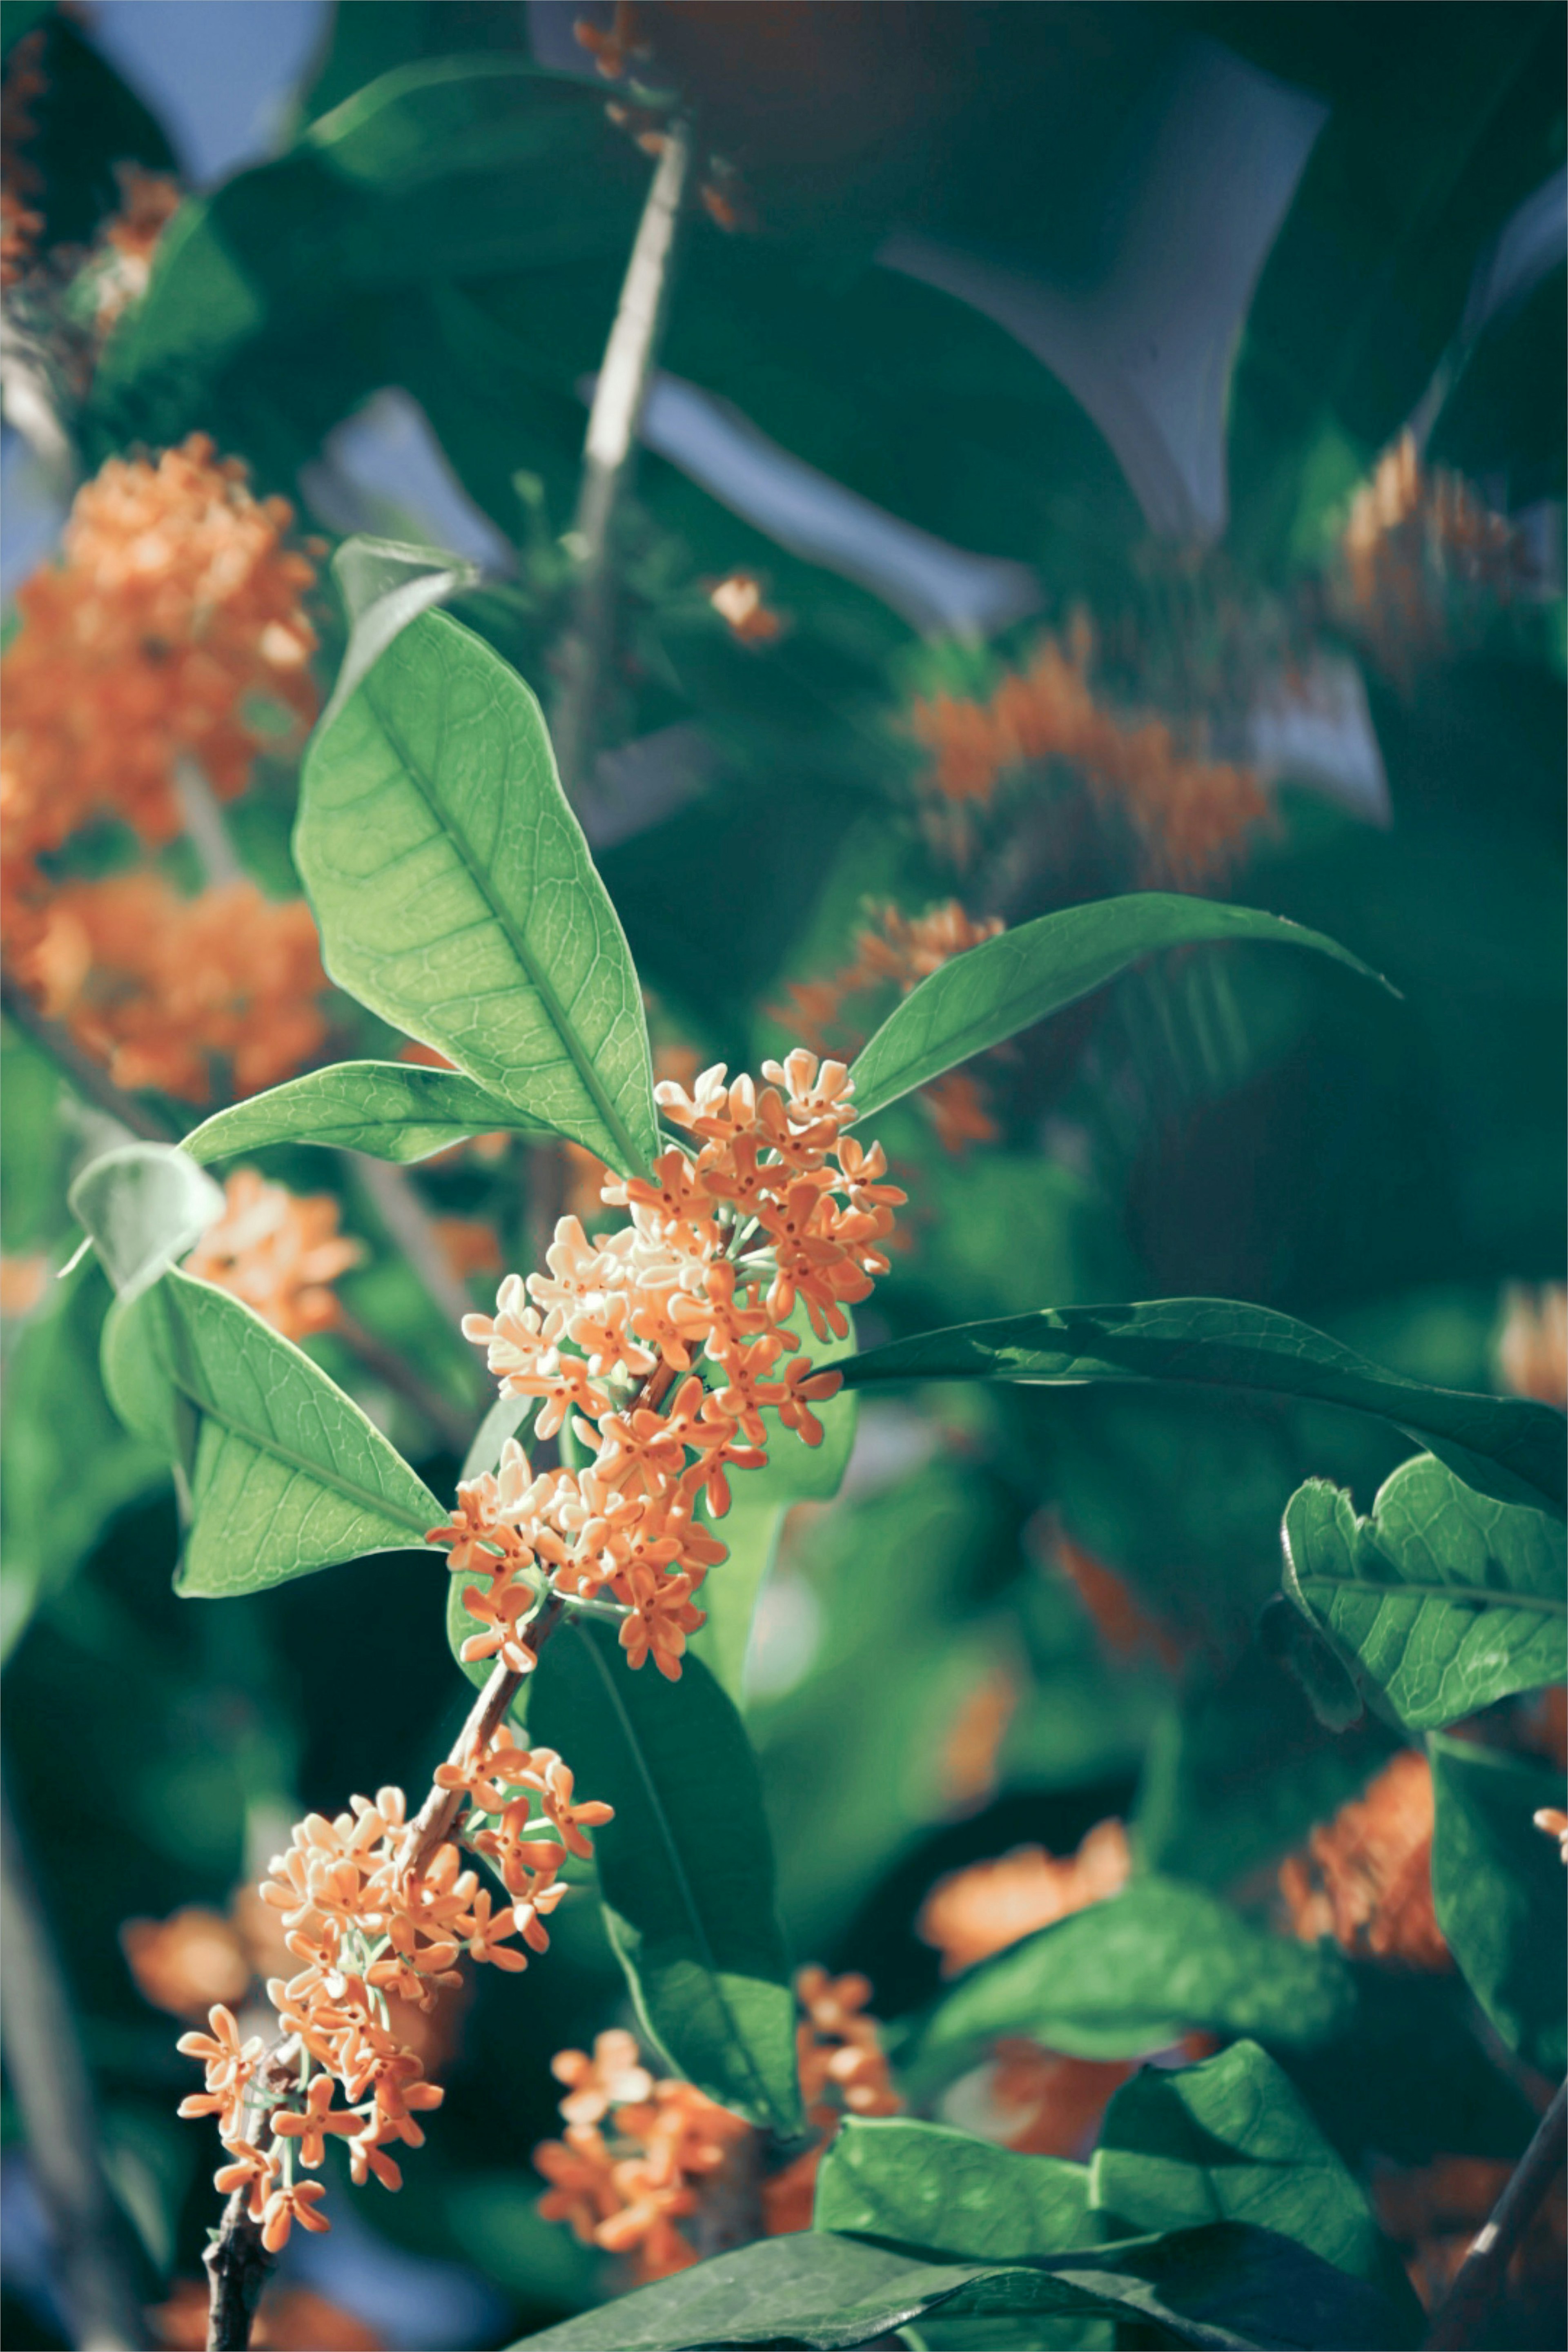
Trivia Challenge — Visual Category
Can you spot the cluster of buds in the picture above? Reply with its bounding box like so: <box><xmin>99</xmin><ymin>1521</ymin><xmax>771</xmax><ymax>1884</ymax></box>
<box><xmin>778</xmin><ymin>900</ymin><xmax>1005</xmax><ymax>1155</ymax></box>
<box><xmin>178</xmin><ymin>1746</ymin><xmax>612</xmax><ymax>2246</ymax></box>
<box><xmin>909</xmin><ymin>623</ymin><xmax>1268</xmax><ymax>887</ymax></box>
<box><xmin>436</xmin><ymin>1051</ymin><xmax>902</xmax><ymax>1682</ymax></box>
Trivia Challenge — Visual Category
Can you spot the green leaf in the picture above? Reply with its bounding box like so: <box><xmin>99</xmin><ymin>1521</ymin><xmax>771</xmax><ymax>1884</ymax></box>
<box><xmin>847</xmin><ymin>896</ymin><xmax>1391</xmax><ymax>1120</ymax></box>
<box><xmin>319</xmin><ymin>534</ymin><xmax>481</xmax><ymax>734</ymax></box>
<box><xmin>68</xmin><ymin>1142</ymin><xmax>224</xmax><ymax>1300</ymax></box>
<box><xmin>527</xmin><ymin>1617</ymin><xmax>800</xmax><ymax>2133</ymax></box>
<box><xmin>1281</xmin><ymin>1457</ymin><xmax>1567</xmax><ymax>1731</ymax></box>
<box><xmin>102</xmin><ymin>1267</ymin><xmax>441</xmax><ymax>1597</ymax></box>
<box><xmin>184</xmin><ymin>1061</ymin><xmax>543</xmax><ymax>1167</ymax></box>
<box><xmin>814</xmin><ymin>2119</ymin><xmax>1094</xmax><ymax>2261</ymax></box>
<box><xmin>295</xmin><ymin>609</ymin><xmax>658</xmax><ymax>1174</ymax></box>
<box><xmin>837</xmin><ymin>1299</ymin><xmax>1567</xmax><ymax>1519</ymax></box>
<box><xmin>1091</xmin><ymin>2043</ymin><xmax>1414</xmax><ymax>2333</ymax></box>
<box><xmin>1430</xmin><ymin>1732</ymin><xmax>1567</xmax><ymax>2076</ymax></box>
<box><xmin>508</xmin><ymin>2221</ymin><xmax>1406</xmax><ymax>2351</ymax></box>
<box><xmin>692</xmin><ymin>1299</ymin><xmax>859</xmax><ymax>1702</ymax></box>
<box><xmin>906</xmin><ymin>1878</ymin><xmax>1356</xmax><ymax>2087</ymax></box>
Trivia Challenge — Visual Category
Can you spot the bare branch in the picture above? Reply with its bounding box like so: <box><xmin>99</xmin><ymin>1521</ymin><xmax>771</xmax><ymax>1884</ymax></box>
<box><xmin>2</xmin><ymin>976</ymin><xmax>177</xmax><ymax>1143</ymax></box>
<box><xmin>1423</xmin><ymin>2076</ymin><xmax>1567</xmax><ymax>2349</ymax></box>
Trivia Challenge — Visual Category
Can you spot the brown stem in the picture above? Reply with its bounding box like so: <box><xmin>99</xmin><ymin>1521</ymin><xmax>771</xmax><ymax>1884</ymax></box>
<box><xmin>1</xmin><ymin>974</ymin><xmax>178</xmax><ymax>1143</ymax></box>
<box><xmin>0</xmin><ymin>1762</ymin><xmax>151</xmax><ymax>2349</ymax></box>
<box><xmin>552</xmin><ymin>118</ymin><xmax>693</xmax><ymax>795</ymax></box>
<box><xmin>202</xmin><ymin>2192</ymin><xmax>271</xmax><ymax>2352</ymax></box>
<box><xmin>1423</xmin><ymin>2076</ymin><xmax>1567</xmax><ymax>2349</ymax></box>
<box><xmin>334</xmin><ymin>1305</ymin><xmax>473</xmax><ymax>1457</ymax></box>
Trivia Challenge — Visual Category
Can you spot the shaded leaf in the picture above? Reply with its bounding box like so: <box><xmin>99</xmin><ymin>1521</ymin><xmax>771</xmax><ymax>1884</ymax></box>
<box><xmin>813</xmin><ymin>2118</ymin><xmax>1094</xmax><ymax>2261</ymax></box>
<box><xmin>528</xmin><ymin>1618</ymin><xmax>800</xmax><ymax>2132</ymax></box>
<box><xmin>905</xmin><ymin>1878</ymin><xmax>1356</xmax><ymax>2086</ymax></box>
<box><xmin>184</xmin><ymin>1061</ymin><xmax>543</xmax><ymax>1167</ymax></box>
<box><xmin>69</xmin><ymin>1142</ymin><xmax>223</xmax><ymax>1301</ymax></box>
<box><xmin>1281</xmin><ymin>1457</ymin><xmax>1566</xmax><ymax>1731</ymax></box>
<box><xmin>1091</xmin><ymin>2042</ymin><xmax>1417</xmax><ymax>2332</ymax></box>
<box><xmin>847</xmin><ymin>896</ymin><xmax>1390</xmax><ymax>1119</ymax></box>
<box><xmin>838</xmin><ymin>1299</ymin><xmax>1566</xmax><ymax>1519</ymax></box>
<box><xmin>295</xmin><ymin>609</ymin><xmax>658</xmax><ymax>1173</ymax></box>
<box><xmin>320</xmin><ymin>533</ymin><xmax>482</xmax><ymax>733</ymax></box>
<box><xmin>102</xmin><ymin>1267</ymin><xmax>440</xmax><ymax>1597</ymax></box>
<box><xmin>1430</xmin><ymin>1732</ymin><xmax>1567</xmax><ymax>2076</ymax></box>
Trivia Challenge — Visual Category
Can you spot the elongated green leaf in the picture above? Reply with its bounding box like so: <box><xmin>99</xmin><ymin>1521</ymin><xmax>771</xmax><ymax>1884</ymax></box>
<box><xmin>847</xmin><ymin>897</ymin><xmax>1390</xmax><ymax>1119</ymax></box>
<box><xmin>692</xmin><ymin>1301</ymin><xmax>859</xmax><ymax>1702</ymax></box>
<box><xmin>838</xmin><ymin>1300</ymin><xmax>1566</xmax><ymax>1519</ymax></box>
<box><xmin>814</xmin><ymin>2119</ymin><xmax>1094</xmax><ymax>2261</ymax></box>
<box><xmin>1281</xmin><ymin>1458</ymin><xmax>1567</xmax><ymax>1731</ymax></box>
<box><xmin>184</xmin><ymin>1062</ymin><xmax>542</xmax><ymax>1167</ymax></box>
<box><xmin>906</xmin><ymin>1878</ymin><xmax>1356</xmax><ymax>2087</ymax></box>
<box><xmin>69</xmin><ymin>1142</ymin><xmax>223</xmax><ymax>1299</ymax></box>
<box><xmin>295</xmin><ymin>610</ymin><xmax>658</xmax><ymax>1174</ymax></box>
<box><xmin>1430</xmin><ymin>1733</ymin><xmax>1567</xmax><ymax>2076</ymax></box>
<box><xmin>528</xmin><ymin>1618</ymin><xmax>800</xmax><ymax>2132</ymax></box>
<box><xmin>511</xmin><ymin>2221</ymin><xmax>1405</xmax><ymax>2351</ymax></box>
<box><xmin>1091</xmin><ymin>2043</ymin><xmax>1415</xmax><ymax>2334</ymax></box>
<box><xmin>321</xmin><ymin>535</ymin><xmax>480</xmax><ymax>734</ymax></box>
<box><xmin>102</xmin><ymin>1267</ymin><xmax>441</xmax><ymax>1597</ymax></box>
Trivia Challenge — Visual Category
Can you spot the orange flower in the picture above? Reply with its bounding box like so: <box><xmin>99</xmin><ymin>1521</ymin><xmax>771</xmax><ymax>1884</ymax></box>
<box><xmin>917</xmin><ymin>1820</ymin><xmax>1131</xmax><ymax>1978</ymax></box>
<box><xmin>0</xmin><ymin>30</ymin><xmax>45</xmax><ymax>289</ymax></box>
<box><xmin>938</xmin><ymin>1662</ymin><xmax>1020</xmax><ymax>1814</ymax></box>
<box><xmin>1533</xmin><ymin>1806</ymin><xmax>1568</xmax><ymax>1864</ymax></box>
<box><xmin>708</xmin><ymin>572</ymin><xmax>784</xmax><ymax>645</ymax></box>
<box><xmin>0</xmin><ymin>1253</ymin><xmax>48</xmax><ymax>1319</ymax></box>
<box><xmin>1278</xmin><ymin>1749</ymin><xmax>1450</xmax><ymax>1969</ymax></box>
<box><xmin>2</xmin><ymin>436</ymin><xmax>318</xmax><ymax>860</ymax></box>
<box><xmin>989</xmin><ymin>2040</ymin><xmax>1136</xmax><ymax>2158</ymax></box>
<box><xmin>185</xmin><ymin>1170</ymin><xmax>363</xmax><ymax>1341</ymax></box>
<box><xmin>149</xmin><ymin>2279</ymin><xmax>384</xmax><ymax>2350</ymax></box>
<box><xmin>1336</xmin><ymin>434</ymin><xmax>1532</xmax><ymax>680</ymax></box>
<box><xmin>552</xmin><ymin>2030</ymin><xmax>655</xmax><ymax>2127</ymax></box>
<box><xmin>89</xmin><ymin>161</ymin><xmax>182</xmax><ymax>334</ymax></box>
<box><xmin>261</xmin><ymin>2178</ymin><xmax>331</xmax><ymax>2253</ymax></box>
<box><xmin>1050</xmin><ymin>1528</ymin><xmax>1187</xmax><ymax>1675</ymax></box>
<box><xmin>121</xmin><ymin>1906</ymin><xmax>251</xmax><ymax>2019</ymax></box>
<box><xmin>1497</xmin><ymin>1284</ymin><xmax>1566</xmax><ymax>1411</ymax></box>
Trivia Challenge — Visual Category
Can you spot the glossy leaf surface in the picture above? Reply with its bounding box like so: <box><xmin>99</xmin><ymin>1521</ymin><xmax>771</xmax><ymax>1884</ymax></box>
<box><xmin>814</xmin><ymin>2118</ymin><xmax>1093</xmax><ymax>2261</ymax></box>
<box><xmin>1282</xmin><ymin>1457</ymin><xmax>1566</xmax><ymax>1730</ymax></box>
<box><xmin>295</xmin><ymin>610</ymin><xmax>658</xmax><ymax>1172</ymax></box>
<box><xmin>838</xmin><ymin>1299</ymin><xmax>1566</xmax><ymax>1518</ymax></box>
<box><xmin>847</xmin><ymin>896</ymin><xmax>1390</xmax><ymax>1118</ymax></box>
<box><xmin>1430</xmin><ymin>1732</ymin><xmax>1567</xmax><ymax>2076</ymax></box>
<box><xmin>906</xmin><ymin>1878</ymin><xmax>1356</xmax><ymax>2083</ymax></box>
<box><xmin>103</xmin><ymin>1267</ymin><xmax>440</xmax><ymax>1597</ymax></box>
<box><xmin>528</xmin><ymin>1619</ymin><xmax>800</xmax><ymax>2132</ymax></box>
<box><xmin>184</xmin><ymin>1061</ymin><xmax>541</xmax><ymax>1166</ymax></box>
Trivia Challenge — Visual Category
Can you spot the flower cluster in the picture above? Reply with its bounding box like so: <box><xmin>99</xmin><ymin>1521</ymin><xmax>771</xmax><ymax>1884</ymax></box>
<box><xmin>1496</xmin><ymin>1282</ymin><xmax>1566</xmax><ymax>1411</ymax></box>
<box><xmin>918</xmin><ymin>1819</ymin><xmax>1131</xmax><ymax>1979</ymax></box>
<box><xmin>439</xmin><ymin>1052</ymin><xmax>901</xmax><ymax>1682</ymax></box>
<box><xmin>536</xmin><ymin>2029</ymin><xmax>753</xmax><ymax>2282</ymax></box>
<box><xmin>708</xmin><ymin>572</ymin><xmax>784</xmax><ymax>644</ymax></box>
<box><xmin>909</xmin><ymin>626</ymin><xmax>1268</xmax><ymax>886</ymax></box>
<box><xmin>1336</xmin><ymin>433</ymin><xmax>1535</xmax><ymax>682</ymax></box>
<box><xmin>0</xmin><ymin>29</ymin><xmax>45</xmax><ymax>288</ymax></box>
<box><xmin>2</xmin><ymin>434</ymin><xmax>318</xmax><ymax>863</ymax></box>
<box><xmin>178</xmin><ymin>1740</ymin><xmax>612</xmax><ymax>2247</ymax></box>
<box><xmin>777</xmin><ymin>901</ymin><xmax>1005</xmax><ymax>1155</ymax></box>
<box><xmin>185</xmin><ymin>1170</ymin><xmax>364</xmax><ymax>1343</ymax></box>
<box><xmin>7</xmin><ymin>871</ymin><xmax>328</xmax><ymax>1102</ymax></box>
<box><xmin>85</xmin><ymin>161</ymin><xmax>182</xmax><ymax>337</ymax></box>
<box><xmin>759</xmin><ymin>1966</ymin><xmax>903</xmax><ymax>2233</ymax></box>
<box><xmin>1278</xmin><ymin>1749</ymin><xmax>1450</xmax><ymax>1969</ymax></box>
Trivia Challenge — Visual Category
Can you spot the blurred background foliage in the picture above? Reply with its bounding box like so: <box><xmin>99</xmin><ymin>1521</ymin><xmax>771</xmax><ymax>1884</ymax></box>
<box><xmin>0</xmin><ymin>2</ymin><xmax>1563</xmax><ymax>2346</ymax></box>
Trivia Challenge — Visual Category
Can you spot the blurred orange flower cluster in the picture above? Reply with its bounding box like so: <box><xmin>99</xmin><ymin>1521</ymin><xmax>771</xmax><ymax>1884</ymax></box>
<box><xmin>1278</xmin><ymin>1749</ymin><xmax>1450</xmax><ymax>1970</ymax></box>
<box><xmin>918</xmin><ymin>1818</ymin><xmax>1131</xmax><ymax>1980</ymax></box>
<box><xmin>0</xmin><ymin>28</ymin><xmax>45</xmax><ymax>287</ymax></box>
<box><xmin>87</xmin><ymin>160</ymin><xmax>183</xmax><ymax>336</ymax></box>
<box><xmin>1337</xmin><ymin>433</ymin><xmax>1534</xmax><ymax>681</ymax></box>
<box><xmin>1</xmin><ymin>436</ymin><xmax>331</xmax><ymax>1101</ymax></box>
<box><xmin>537</xmin><ymin>1968</ymin><xmax>902</xmax><ymax>2274</ymax></box>
<box><xmin>1497</xmin><ymin>1282</ymin><xmax>1567</xmax><ymax>1412</ymax></box>
<box><xmin>909</xmin><ymin>623</ymin><xmax>1268</xmax><ymax>886</ymax></box>
<box><xmin>185</xmin><ymin>1169</ymin><xmax>363</xmax><ymax>1343</ymax></box>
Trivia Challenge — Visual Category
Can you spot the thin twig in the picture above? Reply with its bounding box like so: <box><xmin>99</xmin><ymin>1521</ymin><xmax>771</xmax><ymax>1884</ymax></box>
<box><xmin>1423</xmin><ymin>2076</ymin><xmax>1568</xmax><ymax>2349</ymax></box>
<box><xmin>552</xmin><ymin>118</ymin><xmax>693</xmax><ymax>795</ymax></box>
<box><xmin>334</xmin><ymin>1306</ymin><xmax>473</xmax><ymax>1457</ymax></box>
<box><xmin>2</xmin><ymin>976</ymin><xmax>177</xmax><ymax>1143</ymax></box>
<box><xmin>174</xmin><ymin>757</ymin><xmax>245</xmax><ymax>887</ymax></box>
<box><xmin>349</xmin><ymin>1154</ymin><xmax>482</xmax><ymax>1349</ymax></box>
<box><xmin>0</xmin><ymin>1763</ymin><xmax>151</xmax><ymax>2350</ymax></box>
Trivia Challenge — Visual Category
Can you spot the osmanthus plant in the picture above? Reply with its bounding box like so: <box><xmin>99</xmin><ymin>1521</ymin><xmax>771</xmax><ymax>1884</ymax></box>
<box><xmin>66</xmin><ymin>556</ymin><xmax>1566</xmax><ymax>2352</ymax></box>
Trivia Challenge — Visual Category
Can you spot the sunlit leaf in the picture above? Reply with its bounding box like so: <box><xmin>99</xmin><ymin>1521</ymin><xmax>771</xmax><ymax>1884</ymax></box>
<box><xmin>1091</xmin><ymin>2042</ymin><xmax>1417</xmax><ymax>2333</ymax></box>
<box><xmin>509</xmin><ymin>2219</ymin><xmax>1407</xmax><ymax>2350</ymax></box>
<box><xmin>102</xmin><ymin>1267</ymin><xmax>440</xmax><ymax>1597</ymax></box>
<box><xmin>320</xmin><ymin>533</ymin><xmax>481</xmax><ymax>733</ymax></box>
<box><xmin>528</xmin><ymin>1618</ymin><xmax>800</xmax><ymax>2132</ymax></box>
<box><xmin>295</xmin><ymin>610</ymin><xmax>659</xmax><ymax>1173</ymax></box>
<box><xmin>69</xmin><ymin>1141</ymin><xmax>223</xmax><ymax>1300</ymax></box>
<box><xmin>814</xmin><ymin>2118</ymin><xmax>1093</xmax><ymax>2260</ymax></box>
<box><xmin>1281</xmin><ymin>1457</ymin><xmax>1566</xmax><ymax>1730</ymax></box>
<box><xmin>905</xmin><ymin>1878</ymin><xmax>1356</xmax><ymax>2086</ymax></box>
<box><xmin>847</xmin><ymin>896</ymin><xmax>1391</xmax><ymax>1119</ymax></box>
<box><xmin>838</xmin><ymin>1300</ymin><xmax>1566</xmax><ymax>1519</ymax></box>
<box><xmin>1430</xmin><ymin>1732</ymin><xmax>1567</xmax><ymax>2076</ymax></box>
<box><xmin>184</xmin><ymin>1061</ymin><xmax>542</xmax><ymax>1167</ymax></box>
